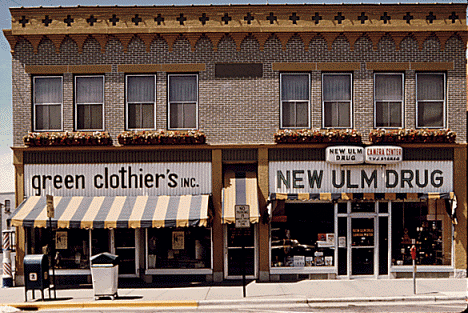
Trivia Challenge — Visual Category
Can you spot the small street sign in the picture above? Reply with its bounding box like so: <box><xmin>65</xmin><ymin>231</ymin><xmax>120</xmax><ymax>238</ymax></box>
<box><xmin>46</xmin><ymin>195</ymin><xmax>54</xmax><ymax>219</ymax></box>
<box><xmin>235</xmin><ymin>205</ymin><xmax>250</xmax><ymax>228</ymax></box>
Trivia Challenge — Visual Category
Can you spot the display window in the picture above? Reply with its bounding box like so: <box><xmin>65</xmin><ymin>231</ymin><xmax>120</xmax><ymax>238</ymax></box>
<box><xmin>271</xmin><ymin>202</ymin><xmax>335</xmax><ymax>268</ymax></box>
<box><xmin>26</xmin><ymin>228</ymin><xmax>90</xmax><ymax>269</ymax></box>
<box><xmin>146</xmin><ymin>227</ymin><xmax>211</xmax><ymax>269</ymax></box>
<box><xmin>392</xmin><ymin>200</ymin><xmax>451</xmax><ymax>266</ymax></box>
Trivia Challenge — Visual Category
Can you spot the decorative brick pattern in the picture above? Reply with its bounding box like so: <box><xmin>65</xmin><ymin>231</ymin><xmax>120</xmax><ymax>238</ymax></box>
<box><xmin>11</xmin><ymin>32</ymin><xmax>467</xmax><ymax>146</ymax></box>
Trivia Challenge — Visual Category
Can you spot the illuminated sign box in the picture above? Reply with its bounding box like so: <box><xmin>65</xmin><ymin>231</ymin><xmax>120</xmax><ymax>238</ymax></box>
<box><xmin>325</xmin><ymin>146</ymin><xmax>364</xmax><ymax>164</ymax></box>
<box><xmin>365</xmin><ymin>146</ymin><xmax>403</xmax><ymax>164</ymax></box>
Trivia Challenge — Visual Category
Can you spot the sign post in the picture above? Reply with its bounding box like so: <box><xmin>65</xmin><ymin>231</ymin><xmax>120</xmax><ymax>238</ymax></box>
<box><xmin>235</xmin><ymin>205</ymin><xmax>250</xmax><ymax>298</ymax></box>
<box><xmin>46</xmin><ymin>195</ymin><xmax>56</xmax><ymax>299</ymax></box>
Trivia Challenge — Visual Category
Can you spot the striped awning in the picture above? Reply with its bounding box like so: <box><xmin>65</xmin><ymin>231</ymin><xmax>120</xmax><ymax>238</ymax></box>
<box><xmin>270</xmin><ymin>192</ymin><xmax>456</xmax><ymax>201</ymax></box>
<box><xmin>10</xmin><ymin>195</ymin><xmax>210</xmax><ymax>229</ymax></box>
<box><xmin>222</xmin><ymin>171</ymin><xmax>260</xmax><ymax>224</ymax></box>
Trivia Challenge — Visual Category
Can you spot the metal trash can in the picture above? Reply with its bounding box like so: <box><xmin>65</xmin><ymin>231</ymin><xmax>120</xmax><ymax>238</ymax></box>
<box><xmin>90</xmin><ymin>252</ymin><xmax>119</xmax><ymax>300</ymax></box>
<box><xmin>24</xmin><ymin>254</ymin><xmax>50</xmax><ymax>301</ymax></box>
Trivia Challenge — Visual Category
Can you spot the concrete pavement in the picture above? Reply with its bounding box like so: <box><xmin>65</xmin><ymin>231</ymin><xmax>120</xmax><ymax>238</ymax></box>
<box><xmin>0</xmin><ymin>278</ymin><xmax>465</xmax><ymax>311</ymax></box>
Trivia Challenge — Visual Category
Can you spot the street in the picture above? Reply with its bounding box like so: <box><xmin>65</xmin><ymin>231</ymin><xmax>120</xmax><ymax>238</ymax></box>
<box><xmin>19</xmin><ymin>300</ymin><xmax>468</xmax><ymax>313</ymax></box>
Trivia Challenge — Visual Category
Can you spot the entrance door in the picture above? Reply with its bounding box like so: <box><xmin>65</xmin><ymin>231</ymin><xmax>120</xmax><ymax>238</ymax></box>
<box><xmin>351</xmin><ymin>218</ymin><xmax>375</xmax><ymax>276</ymax></box>
<box><xmin>224</xmin><ymin>224</ymin><xmax>257</xmax><ymax>279</ymax></box>
<box><xmin>112</xmin><ymin>229</ymin><xmax>139</xmax><ymax>277</ymax></box>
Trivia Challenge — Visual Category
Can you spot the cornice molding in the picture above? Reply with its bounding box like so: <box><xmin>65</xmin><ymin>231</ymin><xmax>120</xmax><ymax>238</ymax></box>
<box><xmin>8</xmin><ymin>4</ymin><xmax>467</xmax><ymax>36</ymax></box>
<box><xmin>8</xmin><ymin>31</ymin><xmax>465</xmax><ymax>55</ymax></box>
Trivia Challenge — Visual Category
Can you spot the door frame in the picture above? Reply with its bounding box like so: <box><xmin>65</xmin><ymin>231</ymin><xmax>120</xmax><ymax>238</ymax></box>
<box><xmin>349</xmin><ymin>214</ymin><xmax>378</xmax><ymax>278</ymax></box>
<box><xmin>223</xmin><ymin>224</ymin><xmax>258</xmax><ymax>280</ymax></box>
<box><xmin>110</xmin><ymin>229</ymin><xmax>140</xmax><ymax>278</ymax></box>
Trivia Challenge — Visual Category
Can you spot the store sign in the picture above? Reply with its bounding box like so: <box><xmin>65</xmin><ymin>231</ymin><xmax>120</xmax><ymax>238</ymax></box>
<box><xmin>325</xmin><ymin>146</ymin><xmax>364</xmax><ymax>164</ymax></box>
<box><xmin>269</xmin><ymin>161</ymin><xmax>452</xmax><ymax>194</ymax></box>
<box><xmin>365</xmin><ymin>146</ymin><xmax>402</xmax><ymax>164</ymax></box>
<box><xmin>24</xmin><ymin>163</ymin><xmax>212</xmax><ymax>197</ymax></box>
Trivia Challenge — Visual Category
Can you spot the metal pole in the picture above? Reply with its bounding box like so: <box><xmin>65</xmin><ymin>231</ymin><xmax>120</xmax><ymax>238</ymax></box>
<box><xmin>49</xmin><ymin>217</ymin><xmax>56</xmax><ymax>299</ymax></box>
<box><xmin>242</xmin><ymin>237</ymin><xmax>246</xmax><ymax>298</ymax></box>
<box><xmin>2</xmin><ymin>230</ymin><xmax>12</xmax><ymax>287</ymax></box>
<box><xmin>411</xmin><ymin>245</ymin><xmax>416</xmax><ymax>294</ymax></box>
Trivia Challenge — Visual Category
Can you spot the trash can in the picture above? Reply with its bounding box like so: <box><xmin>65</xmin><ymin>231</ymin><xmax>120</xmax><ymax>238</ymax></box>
<box><xmin>23</xmin><ymin>254</ymin><xmax>50</xmax><ymax>301</ymax></box>
<box><xmin>90</xmin><ymin>252</ymin><xmax>119</xmax><ymax>300</ymax></box>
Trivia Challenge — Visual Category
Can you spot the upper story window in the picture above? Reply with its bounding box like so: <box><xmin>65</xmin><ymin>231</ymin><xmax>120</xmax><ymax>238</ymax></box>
<box><xmin>374</xmin><ymin>73</ymin><xmax>404</xmax><ymax>128</ymax></box>
<box><xmin>75</xmin><ymin>76</ymin><xmax>104</xmax><ymax>131</ymax></box>
<box><xmin>280</xmin><ymin>73</ymin><xmax>310</xmax><ymax>128</ymax></box>
<box><xmin>33</xmin><ymin>76</ymin><xmax>62</xmax><ymax>131</ymax></box>
<box><xmin>416</xmin><ymin>73</ymin><xmax>445</xmax><ymax>128</ymax></box>
<box><xmin>323</xmin><ymin>73</ymin><xmax>352</xmax><ymax>128</ymax></box>
<box><xmin>168</xmin><ymin>74</ymin><xmax>198</xmax><ymax>129</ymax></box>
<box><xmin>126</xmin><ymin>75</ymin><xmax>156</xmax><ymax>129</ymax></box>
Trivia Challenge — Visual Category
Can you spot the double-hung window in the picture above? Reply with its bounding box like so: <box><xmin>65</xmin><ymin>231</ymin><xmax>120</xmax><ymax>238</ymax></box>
<box><xmin>374</xmin><ymin>73</ymin><xmax>404</xmax><ymax>128</ymax></box>
<box><xmin>168</xmin><ymin>74</ymin><xmax>198</xmax><ymax>129</ymax></box>
<box><xmin>323</xmin><ymin>73</ymin><xmax>352</xmax><ymax>128</ymax></box>
<box><xmin>75</xmin><ymin>76</ymin><xmax>104</xmax><ymax>130</ymax></box>
<box><xmin>416</xmin><ymin>73</ymin><xmax>445</xmax><ymax>128</ymax></box>
<box><xmin>33</xmin><ymin>76</ymin><xmax>62</xmax><ymax>131</ymax></box>
<box><xmin>280</xmin><ymin>73</ymin><xmax>310</xmax><ymax>128</ymax></box>
<box><xmin>126</xmin><ymin>75</ymin><xmax>156</xmax><ymax>129</ymax></box>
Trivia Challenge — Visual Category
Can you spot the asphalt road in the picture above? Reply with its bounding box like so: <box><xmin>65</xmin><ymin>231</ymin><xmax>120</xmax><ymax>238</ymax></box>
<box><xmin>22</xmin><ymin>300</ymin><xmax>468</xmax><ymax>313</ymax></box>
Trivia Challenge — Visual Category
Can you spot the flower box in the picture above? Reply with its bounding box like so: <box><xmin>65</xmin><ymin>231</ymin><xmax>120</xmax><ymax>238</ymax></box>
<box><xmin>369</xmin><ymin>129</ymin><xmax>456</xmax><ymax>144</ymax></box>
<box><xmin>275</xmin><ymin>129</ymin><xmax>362</xmax><ymax>144</ymax></box>
<box><xmin>23</xmin><ymin>131</ymin><xmax>113</xmax><ymax>147</ymax></box>
<box><xmin>117</xmin><ymin>130</ymin><xmax>206</xmax><ymax>145</ymax></box>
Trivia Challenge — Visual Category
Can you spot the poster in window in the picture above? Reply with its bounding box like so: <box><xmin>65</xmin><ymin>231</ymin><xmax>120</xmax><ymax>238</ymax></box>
<box><xmin>172</xmin><ymin>231</ymin><xmax>185</xmax><ymax>250</ymax></box>
<box><xmin>55</xmin><ymin>231</ymin><xmax>68</xmax><ymax>250</ymax></box>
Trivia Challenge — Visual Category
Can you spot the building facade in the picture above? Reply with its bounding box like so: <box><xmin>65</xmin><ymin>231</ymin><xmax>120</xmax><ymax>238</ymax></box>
<box><xmin>4</xmin><ymin>3</ymin><xmax>467</xmax><ymax>284</ymax></box>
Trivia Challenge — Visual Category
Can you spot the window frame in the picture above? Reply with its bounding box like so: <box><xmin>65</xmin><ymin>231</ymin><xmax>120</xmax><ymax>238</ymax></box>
<box><xmin>167</xmin><ymin>73</ymin><xmax>199</xmax><ymax>130</ymax></box>
<box><xmin>125</xmin><ymin>74</ymin><xmax>157</xmax><ymax>130</ymax></box>
<box><xmin>322</xmin><ymin>73</ymin><xmax>353</xmax><ymax>129</ymax></box>
<box><xmin>33</xmin><ymin>76</ymin><xmax>64</xmax><ymax>132</ymax></box>
<box><xmin>373</xmin><ymin>73</ymin><xmax>405</xmax><ymax>129</ymax></box>
<box><xmin>279</xmin><ymin>72</ymin><xmax>311</xmax><ymax>129</ymax></box>
<box><xmin>416</xmin><ymin>72</ymin><xmax>446</xmax><ymax>129</ymax></box>
<box><xmin>74</xmin><ymin>75</ymin><xmax>105</xmax><ymax>131</ymax></box>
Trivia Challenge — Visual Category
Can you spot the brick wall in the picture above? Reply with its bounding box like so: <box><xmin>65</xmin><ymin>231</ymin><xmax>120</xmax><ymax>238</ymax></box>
<box><xmin>11</xmin><ymin>33</ymin><xmax>467</xmax><ymax>146</ymax></box>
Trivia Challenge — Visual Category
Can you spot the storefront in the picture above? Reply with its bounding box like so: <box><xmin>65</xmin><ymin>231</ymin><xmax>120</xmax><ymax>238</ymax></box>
<box><xmin>268</xmin><ymin>146</ymin><xmax>457</xmax><ymax>279</ymax></box>
<box><xmin>10</xmin><ymin>161</ymin><xmax>213</xmax><ymax>280</ymax></box>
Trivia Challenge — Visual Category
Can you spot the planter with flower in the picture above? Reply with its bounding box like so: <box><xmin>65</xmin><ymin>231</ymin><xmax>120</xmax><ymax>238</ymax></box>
<box><xmin>275</xmin><ymin>129</ymin><xmax>362</xmax><ymax>144</ymax></box>
<box><xmin>117</xmin><ymin>130</ymin><xmax>206</xmax><ymax>145</ymax></box>
<box><xmin>369</xmin><ymin>129</ymin><xmax>456</xmax><ymax>144</ymax></box>
<box><xmin>23</xmin><ymin>131</ymin><xmax>113</xmax><ymax>147</ymax></box>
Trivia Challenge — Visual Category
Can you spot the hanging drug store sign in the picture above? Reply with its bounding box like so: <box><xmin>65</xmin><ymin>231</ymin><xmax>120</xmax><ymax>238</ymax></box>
<box><xmin>269</xmin><ymin>161</ymin><xmax>452</xmax><ymax>194</ymax></box>
<box><xmin>326</xmin><ymin>146</ymin><xmax>402</xmax><ymax>164</ymax></box>
<box><xmin>24</xmin><ymin>163</ymin><xmax>212</xmax><ymax>197</ymax></box>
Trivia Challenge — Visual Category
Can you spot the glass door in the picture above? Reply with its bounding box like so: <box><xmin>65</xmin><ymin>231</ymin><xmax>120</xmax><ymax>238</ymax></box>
<box><xmin>351</xmin><ymin>217</ymin><xmax>375</xmax><ymax>276</ymax></box>
<box><xmin>224</xmin><ymin>224</ymin><xmax>257</xmax><ymax>279</ymax></box>
<box><xmin>113</xmin><ymin>229</ymin><xmax>139</xmax><ymax>277</ymax></box>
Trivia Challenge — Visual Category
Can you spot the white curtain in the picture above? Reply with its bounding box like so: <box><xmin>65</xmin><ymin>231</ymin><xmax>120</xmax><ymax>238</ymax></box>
<box><xmin>375</xmin><ymin>74</ymin><xmax>402</xmax><ymax>101</ymax></box>
<box><xmin>169</xmin><ymin>76</ymin><xmax>197</xmax><ymax>102</ymax></box>
<box><xmin>323</xmin><ymin>75</ymin><xmax>351</xmax><ymax>101</ymax></box>
<box><xmin>127</xmin><ymin>76</ymin><xmax>155</xmax><ymax>103</ymax></box>
<box><xmin>281</xmin><ymin>74</ymin><xmax>309</xmax><ymax>101</ymax></box>
<box><xmin>76</xmin><ymin>76</ymin><xmax>104</xmax><ymax>104</ymax></box>
<box><xmin>34</xmin><ymin>77</ymin><xmax>62</xmax><ymax>104</ymax></box>
<box><xmin>417</xmin><ymin>74</ymin><xmax>444</xmax><ymax>101</ymax></box>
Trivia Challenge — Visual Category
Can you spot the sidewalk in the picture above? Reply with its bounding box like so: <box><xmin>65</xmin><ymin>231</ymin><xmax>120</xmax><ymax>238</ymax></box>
<box><xmin>0</xmin><ymin>278</ymin><xmax>465</xmax><ymax>311</ymax></box>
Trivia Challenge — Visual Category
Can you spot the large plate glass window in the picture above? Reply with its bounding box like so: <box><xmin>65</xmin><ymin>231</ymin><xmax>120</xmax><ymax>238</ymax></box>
<box><xmin>271</xmin><ymin>203</ymin><xmax>335</xmax><ymax>268</ymax></box>
<box><xmin>168</xmin><ymin>74</ymin><xmax>198</xmax><ymax>129</ymax></box>
<box><xmin>391</xmin><ymin>201</ymin><xmax>451</xmax><ymax>266</ymax></box>
<box><xmin>75</xmin><ymin>76</ymin><xmax>104</xmax><ymax>130</ymax></box>
<box><xmin>416</xmin><ymin>73</ymin><xmax>445</xmax><ymax>128</ymax></box>
<box><xmin>126</xmin><ymin>75</ymin><xmax>156</xmax><ymax>129</ymax></box>
<box><xmin>323</xmin><ymin>73</ymin><xmax>352</xmax><ymax>128</ymax></box>
<box><xmin>280</xmin><ymin>73</ymin><xmax>310</xmax><ymax>128</ymax></box>
<box><xmin>374</xmin><ymin>73</ymin><xmax>403</xmax><ymax>128</ymax></box>
<box><xmin>33</xmin><ymin>76</ymin><xmax>63</xmax><ymax>131</ymax></box>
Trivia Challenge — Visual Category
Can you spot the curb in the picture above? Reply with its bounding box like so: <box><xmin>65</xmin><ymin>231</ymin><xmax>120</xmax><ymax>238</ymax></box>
<box><xmin>6</xmin><ymin>300</ymin><xmax>198</xmax><ymax>311</ymax></box>
<box><xmin>4</xmin><ymin>295</ymin><xmax>466</xmax><ymax>311</ymax></box>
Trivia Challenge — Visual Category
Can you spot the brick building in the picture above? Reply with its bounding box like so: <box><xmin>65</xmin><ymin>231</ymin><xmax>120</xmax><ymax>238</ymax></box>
<box><xmin>3</xmin><ymin>3</ymin><xmax>467</xmax><ymax>284</ymax></box>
